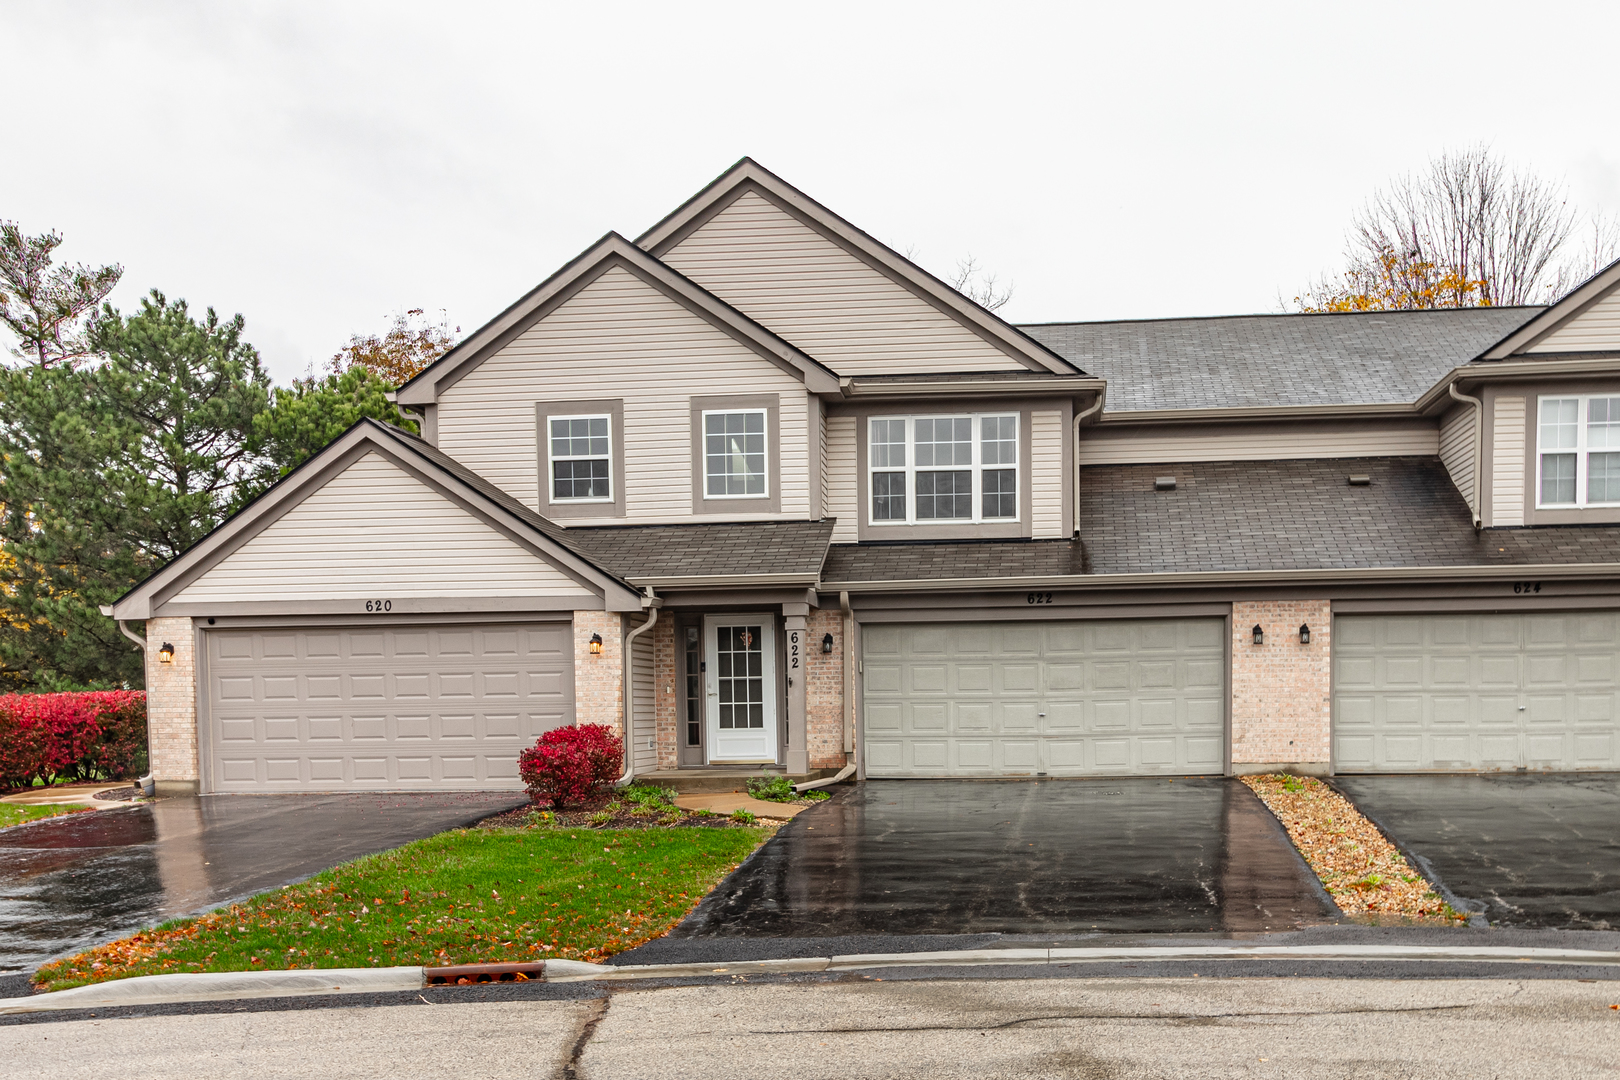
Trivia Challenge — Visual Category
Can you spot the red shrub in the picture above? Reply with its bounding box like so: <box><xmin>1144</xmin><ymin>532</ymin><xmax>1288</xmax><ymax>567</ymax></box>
<box><xmin>518</xmin><ymin>723</ymin><xmax>623</xmax><ymax>808</ymax></box>
<box><xmin>0</xmin><ymin>691</ymin><xmax>147</xmax><ymax>789</ymax></box>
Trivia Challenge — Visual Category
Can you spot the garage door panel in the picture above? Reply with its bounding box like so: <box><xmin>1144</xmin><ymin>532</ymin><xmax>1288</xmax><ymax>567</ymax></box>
<box><xmin>207</xmin><ymin>622</ymin><xmax>571</xmax><ymax>791</ymax></box>
<box><xmin>864</xmin><ymin>618</ymin><xmax>1225</xmax><ymax>778</ymax></box>
<box><xmin>1335</xmin><ymin>612</ymin><xmax>1620</xmax><ymax>772</ymax></box>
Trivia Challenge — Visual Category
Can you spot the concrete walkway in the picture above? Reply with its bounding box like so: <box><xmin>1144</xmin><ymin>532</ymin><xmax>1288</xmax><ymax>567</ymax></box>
<box><xmin>1</xmin><ymin>784</ymin><xmax>128</xmax><ymax>808</ymax></box>
<box><xmin>672</xmin><ymin>792</ymin><xmax>808</xmax><ymax>819</ymax></box>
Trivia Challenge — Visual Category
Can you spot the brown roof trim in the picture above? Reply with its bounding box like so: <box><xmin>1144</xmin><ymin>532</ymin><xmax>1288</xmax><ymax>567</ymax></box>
<box><xmin>1414</xmin><ymin>356</ymin><xmax>1620</xmax><ymax>414</ymax></box>
<box><xmin>840</xmin><ymin>375</ymin><xmax>1105</xmax><ymax>401</ymax></box>
<box><xmin>396</xmin><ymin>233</ymin><xmax>839</xmax><ymax>405</ymax></box>
<box><xmin>1098</xmin><ymin>402</ymin><xmax>1418</xmax><ymax>425</ymax></box>
<box><xmin>1477</xmin><ymin>256</ymin><xmax>1620</xmax><ymax>360</ymax></box>
<box><xmin>635</xmin><ymin>158</ymin><xmax>1081</xmax><ymax>377</ymax></box>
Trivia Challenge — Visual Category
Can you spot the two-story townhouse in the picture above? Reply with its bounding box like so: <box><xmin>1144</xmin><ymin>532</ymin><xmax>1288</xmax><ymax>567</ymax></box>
<box><xmin>111</xmin><ymin>160</ymin><xmax>1620</xmax><ymax>796</ymax></box>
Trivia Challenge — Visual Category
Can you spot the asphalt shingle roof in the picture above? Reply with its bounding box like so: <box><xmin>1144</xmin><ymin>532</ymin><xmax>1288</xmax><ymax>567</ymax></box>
<box><xmin>1020</xmin><ymin>308</ymin><xmax>1539</xmax><ymax>411</ymax></box>
<box><xmin>567</xmin><ymin>520</ymin><xmax>835</xmax><ymax>580</ymax></box>
<box><xmin>1077</xmin><ymin>456</ymin><xmax>1620</xmax><ymax>574</ymax></box>
<box><xmin>822</xmin><ymin>538</ymin><xmax>1084</xmax><ymax>582</ymax></box>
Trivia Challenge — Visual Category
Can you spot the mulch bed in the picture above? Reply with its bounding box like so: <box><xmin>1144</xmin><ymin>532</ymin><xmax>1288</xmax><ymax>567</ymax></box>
<box><xmin>1242</xmin><ymin>774</ymin><xmax>1466</xmax><ymax>924</ymax></box>
<box><xmin>478</xmin><ymin>796</ymin><xmax>765</xmax><ymax>831</ymax></box>
<box><xmin>94</xmin><ymin>785</ymin><xmax>144</xmax><ymax>801</ymax></box>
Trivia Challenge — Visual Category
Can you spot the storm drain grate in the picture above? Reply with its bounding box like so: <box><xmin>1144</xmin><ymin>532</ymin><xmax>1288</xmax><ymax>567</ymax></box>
<box><xmin>424</xmin><ymin>962</ymin><xmax>547</xmax><ymax>986</ymax></box>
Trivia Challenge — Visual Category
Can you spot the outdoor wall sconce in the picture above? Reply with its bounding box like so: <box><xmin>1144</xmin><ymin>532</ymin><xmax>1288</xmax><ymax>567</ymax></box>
<box><xmin>158</xmin><ymin>642</ymin><xmax>175</xmax><ymax>664</ymax></box>
<box><xmin>1299</xmin><ymin>623</ymin><xmax>1311</xmax><ymax>645</ymax></box>
<box><xmin>821</xmin><ymin>632</ymin><xmax>835</xmax><ymax>653</ymax></box>
<box><xmin>588</xmin><ymin>633</ymin><xmax>603</xmax><ymax>655</ymax></box>
<box><xmin>1251</xmin><ymin>624</ymin><xmax>1264</xmax><ymax>646</ymax></box>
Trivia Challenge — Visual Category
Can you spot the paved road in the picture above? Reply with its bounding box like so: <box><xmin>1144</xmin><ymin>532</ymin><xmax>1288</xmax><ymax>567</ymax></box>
<box><xmin>5</xmin><ymin>976</ymin><xmax>1617</xmax><ymax>1078</ymax></box>
<box><xmin>0</xmin><ymin>792</ymin><xmax>524</xmax><ymax>973</ymax></box>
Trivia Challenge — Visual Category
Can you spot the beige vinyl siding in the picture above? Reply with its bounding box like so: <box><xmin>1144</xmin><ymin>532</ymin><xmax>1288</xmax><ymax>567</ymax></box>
<box><xmin>825</xmin><ymin>414</ymin><xmax>859</xmax><ymax>543</ymax></box>
<box><xmin>1492</xmin><ymin>396</ymin><xmax>1527</xmax><ymax>526</ymax></box>
<box><xmin>1526</xmin><ymin>286</ymin><xmax>1620</xmax><ymax>353</ymax></box>
<box><xmin>1439</xmin><ymin>403</ymin><xmax>1478</xmax><ymax>514</ymax></box>
<box><xmin>811</xmin><ymin>396</ymin><xmax>826</xmax><ymax>520</ymax></box>
<box><xmin>660</xmin><ymin>191</ymin><xmax>1027</xmax><ymax>376</ymax></box>
<box><xmin>173</xmin><ymin>452</ymin><xmax>585</xmax><ymax>602</ymax></box>
<box><xmin>1030</xmin><ymin>410</ymin><xmax>1064</xmax><ymax>538</ymax></box>
<box><xmin>1076</xmin><ymin>418</ymin><xmax>1439</xmax><ymax>465</ymax></box>
<box><xmin>631</xmin><ymin>620</ymin><xmax>655</xmax><ymax>774</ymax></box>
<box><xmin>436</xmin><ymin>266</ymin><xmax>810</xmax><ymax>522</ymax></box>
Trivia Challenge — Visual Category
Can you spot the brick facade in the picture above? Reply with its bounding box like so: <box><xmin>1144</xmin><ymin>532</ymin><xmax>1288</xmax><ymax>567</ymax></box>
<box><xmin>805</xmin><ymin>607</ymin><xmax>847</xmax><ymax>769</ymax></box>
<box><xmin>572</xmin><ymin>610</ymin><xmax>624</xmax><ymax>733</ymax></box>
<box><xmin>144</xmin><ymin>615</ymin><xmax>199</xmax><ymax>790</ymax></box>
<box><xmin>1230</xmin><ymin>599</ymin><xmax>1332</xmax><ymax>774</ymax></box>
<box><xmin>651</xmin><ymin>617</ymin><xmax>678</xmax><ymax>769</ymax></box>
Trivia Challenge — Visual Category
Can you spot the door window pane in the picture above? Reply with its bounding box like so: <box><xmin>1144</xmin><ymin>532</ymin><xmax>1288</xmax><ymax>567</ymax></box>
<box><xmin>916</xmin><ymin>470</ymin><xmax>973</xmax><ymax>519</ymax></box>
<box><xmin>982</xmin><ymin>468</ymin><xmax>1017</xmax><ymax>519</ymax></box>
<box><xmin>871</xmin><ymin>471</ymin><xmax>906</xmax><ymax>520</ymax></box>
<box><xmin>705</xmin><ymin>411</ymin><xmax>767</xmax><ymax>496</ymax></box>
<box><xmin>1542</xmin><ymin>452</ymin><xmax>1576</xmax><ymax>505</ymax></box>
<box><xmin>715</xmin><ymin>625</ymin><xmax>765</xmax><ymax>730</ymax></box>
<box><xmin>1590</xmin><ymin>452</ymin><xmax>1620</xmax><ymax>503</ymax></box>
<box><xmin>684</xmin><ymin>626</ymin><xmax>701</xmax><ymax>747</ymax></box>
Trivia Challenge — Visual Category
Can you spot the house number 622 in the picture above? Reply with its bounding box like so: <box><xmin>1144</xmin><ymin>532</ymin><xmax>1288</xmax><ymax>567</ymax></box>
<box><xmin>789</xmin><ymin>631</ymin><xmax>800</xmax><ymax>669</ymax></box>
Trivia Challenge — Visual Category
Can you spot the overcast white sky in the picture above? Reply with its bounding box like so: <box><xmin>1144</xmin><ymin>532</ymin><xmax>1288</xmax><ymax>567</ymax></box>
<box><xmin>5</xmin><ymin>1</ymin><xmax>1618</xmax><ymax>383</ymax></box>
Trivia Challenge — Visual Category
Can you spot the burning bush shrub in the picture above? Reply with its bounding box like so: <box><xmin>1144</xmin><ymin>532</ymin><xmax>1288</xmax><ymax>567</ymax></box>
<box><xmin>0</xmin><ymin>691</ymin><xmax>147</xmax><ymax>789</ymax></box>
<box><xmin>517</xmin><ymin>723</ymin><xmax>622</xmax><ymax>808</ymax></box>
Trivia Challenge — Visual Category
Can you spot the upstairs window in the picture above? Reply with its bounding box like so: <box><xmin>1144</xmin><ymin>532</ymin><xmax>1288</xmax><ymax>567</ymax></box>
<box><xmin>1537</xmin><ymin>395</ymin><xmax>1620</xmax><ymax>508</ymax></box>
<box><xmin>548</xmin><ymin>415</ymin><xmax>612</xmax><ymax>501</ymax></box>
<box><xmin>868</xmin><ymin>414</ymin><xmax>1018</xmax><ymax>525</ymax></box>
<box><xmin>704</xmin><ymin>410</ymin><xmax>768</xmax><ymax>498</ymax></box>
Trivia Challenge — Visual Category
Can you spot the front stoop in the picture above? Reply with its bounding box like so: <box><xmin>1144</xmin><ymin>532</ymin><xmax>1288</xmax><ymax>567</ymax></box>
<box><xmin>632</xmin><ymin>768</ymin><xmax>836</xmax><ymax>794</ymax></box>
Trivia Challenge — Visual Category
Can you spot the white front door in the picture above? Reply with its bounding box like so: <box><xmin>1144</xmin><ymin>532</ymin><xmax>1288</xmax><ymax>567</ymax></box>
<box><xmin>704</xmin><ymin>615</ymin><xmax>778</xmax><ymax>763</ymax></box>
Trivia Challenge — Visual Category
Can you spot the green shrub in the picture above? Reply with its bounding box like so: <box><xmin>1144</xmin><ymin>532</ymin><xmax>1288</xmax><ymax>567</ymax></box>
<box><xmin>745</xmin><ymin>775</ymin><xmax>797</xmax><ymax>802</ymax></box>
<box><xmin>729</xmin><ymin>809</ymin><xmax>756</xmax><ymax>824</ymax></box>
<box><xmin>622</xmin><ymin>784</ymin><xmax>677</xmax><ymax>808</ymax></box>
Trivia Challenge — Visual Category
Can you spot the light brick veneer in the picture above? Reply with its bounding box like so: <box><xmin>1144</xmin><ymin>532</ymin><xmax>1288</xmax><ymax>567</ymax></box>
<box><xmin>806</xmin><ymin>607</ymin><xmax>847</xmax><ymax>769</ymax></box>
<box><xmin>144</xmin><ymin>616</ymin><xmax>199</xmax><ymax>790</ymax></box>
<box><xmin>573</xmin><ymin>610</ymin><xmax>624</xmax><ymax>732</ymax></box>
<box><xmin>1230</xmin><ymin>599</ymin><xmax>1332</xmax><ymax>774</ymax></box>
<box><xmin>650</xmin><ymin>617</ymin><xmax>678</xmax><ymax>768</ymax></box>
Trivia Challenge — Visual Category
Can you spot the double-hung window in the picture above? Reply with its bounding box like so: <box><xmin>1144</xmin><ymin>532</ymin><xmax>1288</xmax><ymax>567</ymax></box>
<box><xmin>1538</xmin><ymin>395</ymin><xmax>1620</xmax><ymax>508</ymax></box>
<box><xmin>548</xmin><ymin>415</ymin><xmax>612</xmax><ymax>502</ymax></box>
<box><xmin>868</xmin><ymin>414</ymin><xmax>1018</xmax><ymax>524</ymax></box>
<box><xmin>704</xmin><ymin>410</ymin><xmax>768</xmax><ymax>497</ymax></box>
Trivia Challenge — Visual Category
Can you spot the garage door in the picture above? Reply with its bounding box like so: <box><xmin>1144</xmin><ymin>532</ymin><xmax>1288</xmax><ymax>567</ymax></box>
<box><xmin>862</xmin><ymin>619</ymin><xmax>1225</xmax><ymax>777</ymax></box>
<box><xmin>1335</xmin><ymin>612</ymin><xmax>1620</xmax><ymax>772</ymax></box>
<box><xmin>206</xmin><ymin>622</ymin><xmax>573</xmax><ymax>792</ymax></box>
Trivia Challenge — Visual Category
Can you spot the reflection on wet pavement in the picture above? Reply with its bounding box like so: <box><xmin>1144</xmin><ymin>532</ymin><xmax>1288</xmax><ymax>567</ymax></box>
<box><xmin>0</xmin><ymin>791</ymin><xmax>526</xmax><ymax>973</ymax></box>
<box><xmin>1334</xmin><ymin>772</ymin><xmax>1620</xmax><ymax>930</ymax></box>
<box><xmin>674</xmin><ymin>779</ymin><xmax>1338</xmax><ymax>937</ymax></box>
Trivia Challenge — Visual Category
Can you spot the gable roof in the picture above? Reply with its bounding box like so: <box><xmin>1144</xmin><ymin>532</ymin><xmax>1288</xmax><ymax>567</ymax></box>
<box><xmin>636</xmin><ymin>158</ymin><xmax>1081</xmax><ymax>377</ymax></box>
<box><xmin>1022</xmin><ymin>307</ymin><xmax>1538</xmax><ymax>413</ymax></box>
<box><xmin>1477</xmin><ymin>256</ymin><xmax>1620</xmax><ymax>359</ymax></box>
<box><xmin>396</xmin><ymin>232</ymin><xmax>839</xmax><ymax>406</ymax></box>
<box><xmin>111</xmin><ymin>420</ymin><xmax>644</xmax><ymax>619</ymax></box>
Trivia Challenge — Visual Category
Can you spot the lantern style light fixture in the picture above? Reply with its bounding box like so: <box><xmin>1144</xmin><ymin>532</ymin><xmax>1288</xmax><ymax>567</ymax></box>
<box><xmin>588</xmin><ymin>632</ymin><xmax>603</xmax><ymax>655</ymax></box>
<box><xmin>1299</xmin><ymin>623</ymin><xmax>1312</xmax><ymax>645</ymax></box>
<box><xmin>1251</xmin><ymin>624</ymin><xmax>1264</xmax><ymax>646</ymax></box>
<box><xmin>821</xmin><ymin>632</ymin><xmax>835</xmax><ymax>653</ymax></box>
<box><xmin>158</xmin><ymin>642</ymin><xmax>175</xmax><ymax>664</ymax></box>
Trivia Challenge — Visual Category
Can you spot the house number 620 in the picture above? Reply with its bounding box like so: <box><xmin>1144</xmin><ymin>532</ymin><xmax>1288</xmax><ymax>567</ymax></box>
<box><xmin>364</xmin><ymin>600</ymin><xmax>392</xmax><ymax>612</ymax></box>
<box><xmin>789</xmin><ymin>631</ymin><xmax>800</xmax><ymax>669</ymax></box>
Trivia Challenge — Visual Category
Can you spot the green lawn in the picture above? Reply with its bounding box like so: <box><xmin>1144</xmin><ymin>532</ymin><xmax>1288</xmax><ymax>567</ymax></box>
<box><xmin>0</xmin><ymin>803</ymin><xmax>92</xmax><ymax>830</ymax></box>
<box><xmin>35</xmin><ymin>823</ymin><xmax>769</xmax><ymax>992</ymax></box>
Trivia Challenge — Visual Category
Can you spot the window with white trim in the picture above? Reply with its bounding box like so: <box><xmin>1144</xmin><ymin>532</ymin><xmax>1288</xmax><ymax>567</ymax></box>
<box><xmin>548</xmin><ymin>414</ymin><xmax>612</xmax><ymax>501</ymax></box>
<box><xmin>1537</xmin><ymin>394</ymin><xmax>1620</xmax><ymax>507</ymax></box>
<box><xmin>867</xmin><ymin>414</ymin><xmax>1018</xmax><ymax>524</ymax></box>
<box><xmin>704</xmin><ymin>410</ymin><xmax>768</xmax><ymax>497</ymax></box>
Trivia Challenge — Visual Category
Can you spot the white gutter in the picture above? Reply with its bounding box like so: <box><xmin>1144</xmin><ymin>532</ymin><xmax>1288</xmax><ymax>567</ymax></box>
<box><xmin>796</xmin><ymin>590</ymin><xmax>857</xmax><ymax>793</ymax></box>
<box><xmin>614</xmin><ymin>588</ymin><xmax>661</xmax><ymax>787</ymax></box>
<box><xmin>1072</xmin><ymin>389</ymin><xmax>1105</xmax><ymax>536</ymax></box>
<box><xmin>1448</xmin><ymin>383</ymin><xmax>1485</xmax><ymax>530</ymax></box>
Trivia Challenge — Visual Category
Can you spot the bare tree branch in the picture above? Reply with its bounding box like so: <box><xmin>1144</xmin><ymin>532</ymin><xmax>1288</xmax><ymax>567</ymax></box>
<box><xmin>947</xmin><ymin>255</ymin><xmax>1014</xmax><ymax>312</ymax></box>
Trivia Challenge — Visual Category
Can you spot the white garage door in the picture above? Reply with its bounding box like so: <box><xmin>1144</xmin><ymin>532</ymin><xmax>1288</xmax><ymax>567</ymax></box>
<box><xmin>1335</xmin><ymin>612</ymin><xmax>1620</xmax><ymax>772</ymax></box>
<box><xmin>862</xmin><ymin>618</ymin><xmax>1225</xmax><ymax>777</ymax></box>
<box><xmin>206</xmin><ymin>622</ymin><xmax>573</xmax><ymax>792</ymax></box>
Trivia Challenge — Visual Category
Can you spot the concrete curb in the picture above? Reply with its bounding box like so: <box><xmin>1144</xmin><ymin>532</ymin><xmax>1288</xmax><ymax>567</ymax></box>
<box><xmin>5</xmin><ymin>945</ymin><xmax>1619</xmax><ymax>1013</ymax></box>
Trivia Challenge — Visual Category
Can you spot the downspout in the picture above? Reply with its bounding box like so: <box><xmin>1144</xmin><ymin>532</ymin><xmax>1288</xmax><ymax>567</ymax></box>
<box><xmin>1072</xmin><ymin>389</ymin><xmax>1106</xmax><ymax>536</ymax></box>
<box><xmin>1449</xmin><ymin>383</ymin><xmax>1485</xmax><ymax>532</ymax></box>
<box><xmin>795</xmin><ymin>590</ymin><xmax>857</xmax><ymax>792</ymax></box>
<box><xmin>101</xmin><ymin>606</ymin><xmax>156</xmax><ymax>797</ymax></box>
<box><xmin>614</xmin><ymin>588</ymin><xmax>661</xmax><ymax>788</ymax></box>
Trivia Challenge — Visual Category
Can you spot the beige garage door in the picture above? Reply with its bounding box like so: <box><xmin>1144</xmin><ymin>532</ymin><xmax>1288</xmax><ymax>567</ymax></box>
<box><xmin>862</xmin><ymin>619</ymin><xmax>1226</xmax><ymax>777</ymax></box>
<box><xmin>205</xmin><ymin>622</ymin><xmax>573</xmax><ymax>792</ymax></box>
<box><xmin>1335</xmin><ymin>612</ymin><xmax>1620</xmax><ymax>772</ymax></box>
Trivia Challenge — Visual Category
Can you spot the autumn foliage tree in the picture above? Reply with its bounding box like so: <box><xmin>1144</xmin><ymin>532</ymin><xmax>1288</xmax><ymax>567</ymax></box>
<box><xmin>326</xmin><ymin>307</ymin><xmax>456</xmax><ymax>385</ymax></box>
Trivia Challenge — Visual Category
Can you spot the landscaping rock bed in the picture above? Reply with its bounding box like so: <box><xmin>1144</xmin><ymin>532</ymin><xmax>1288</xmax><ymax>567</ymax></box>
<box><xmin>1242</xmin><ymin>774</ymin><xmax>1466</xmax><ymax>923</ymax></box>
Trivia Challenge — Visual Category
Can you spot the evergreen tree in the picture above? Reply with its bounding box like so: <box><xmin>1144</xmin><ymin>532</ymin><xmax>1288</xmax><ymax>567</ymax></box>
<box><xmin>243</xmin><ymin>364</ymin><xmax>416</xmax><ymax>502</ymax></box>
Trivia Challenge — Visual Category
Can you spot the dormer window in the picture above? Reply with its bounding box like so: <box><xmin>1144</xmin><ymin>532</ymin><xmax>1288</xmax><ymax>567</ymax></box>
<box><xmin>868</xmin><ymin>414</ymin><xmax>1019</xmax><ymax>525</ymax></box>
<box><xmin>1538</xmin><ymin>395</ymin><xmax>1620</xmax><ymax>508</ymax></box>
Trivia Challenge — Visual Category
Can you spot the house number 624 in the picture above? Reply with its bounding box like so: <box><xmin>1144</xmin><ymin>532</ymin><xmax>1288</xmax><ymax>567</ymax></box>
<box><xmin>789</xmin><ymin>631</ymin><xmax>800</xmax><ymax>669</ymax></box>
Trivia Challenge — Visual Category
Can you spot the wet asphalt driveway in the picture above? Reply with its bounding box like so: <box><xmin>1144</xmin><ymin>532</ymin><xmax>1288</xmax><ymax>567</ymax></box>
<box><xmin>0</xmin><ymin>791</ymin><xmax>525</xmax><ymax>973</ymax></box>
<box><xmin>1334</xmin><ymin>773</ymin><xmax>1620</xmax><ymax>930</ymax></box>
<box><xmin>673</xmin><ymin>778</ymin><xmax>1338</xmax><ymax>938</ymax></box>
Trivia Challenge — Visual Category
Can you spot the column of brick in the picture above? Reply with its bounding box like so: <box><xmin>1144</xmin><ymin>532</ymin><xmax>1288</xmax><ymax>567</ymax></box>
<box><xmin>805</xmin><ymin>607</ymin><xmax>847</xmax><ymax>769</ymax></box>
<box><xmin>143</xmin><ymin>616</ymin><xmax>198</xmax><ymax>789</ymax></box>
<box><xmin>650</xmin><ymin>618</ymin><xmax>678</xmax><ymax>769</ymax></box>
<box><xmin>572</xmin><ymin>610</ymin><xmax>624</xmax><ymax>733</ymax></box>
<box><xmin>1230</xmin><ymin>599</ymin><xmax>1333</xmax><ymax>773</ymax></box>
